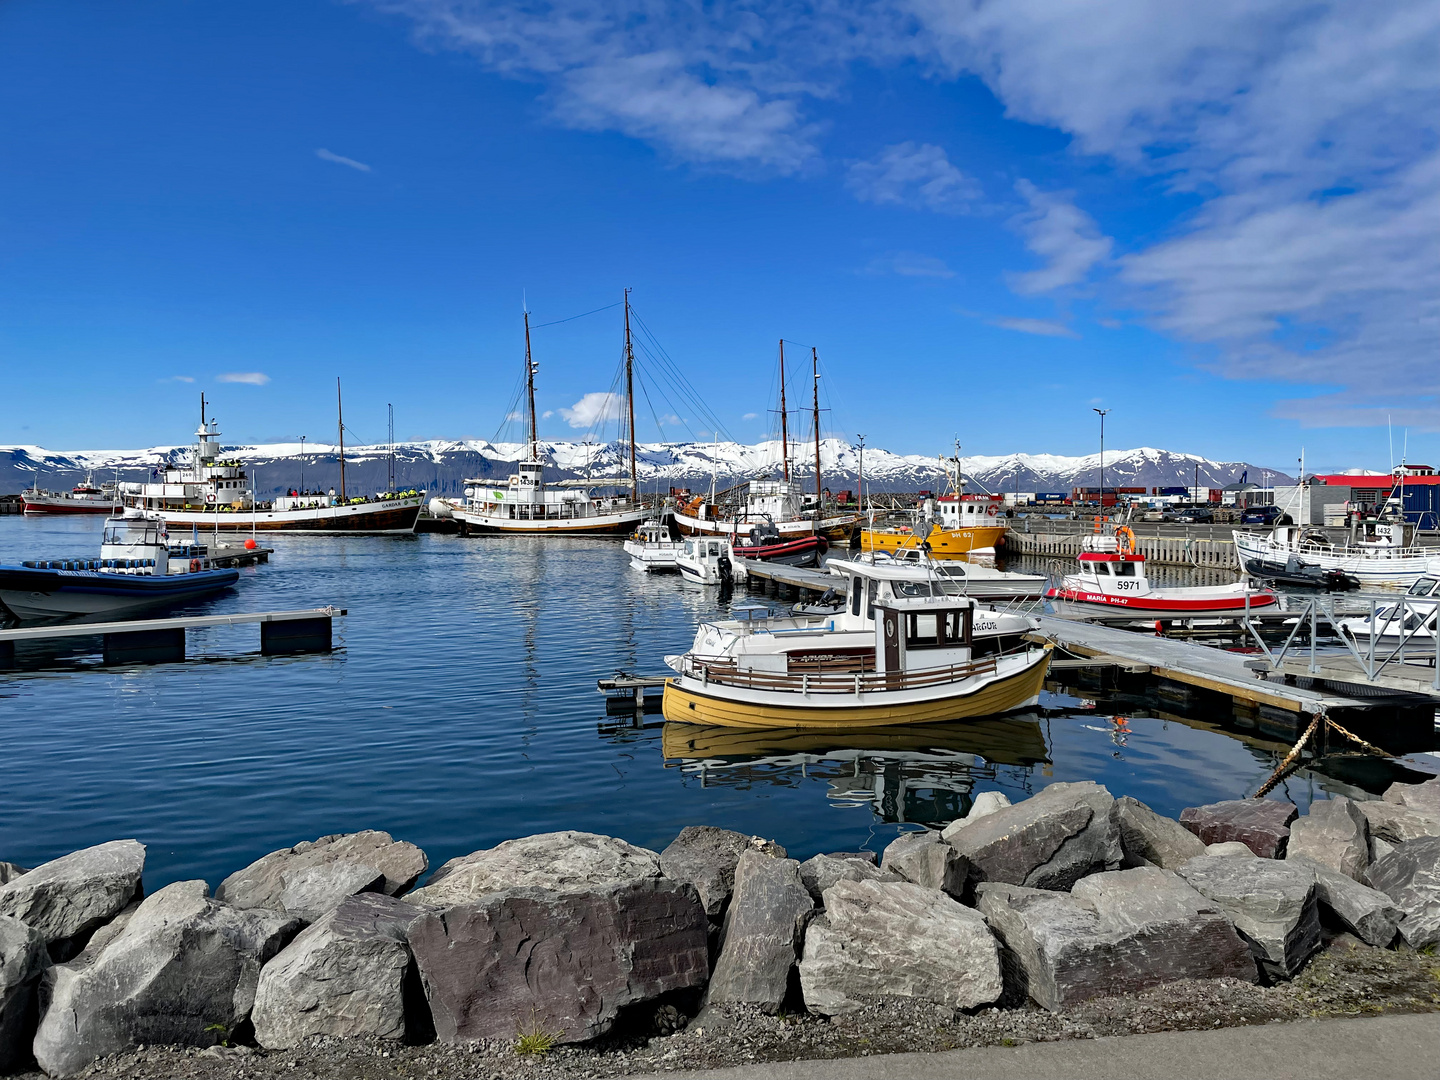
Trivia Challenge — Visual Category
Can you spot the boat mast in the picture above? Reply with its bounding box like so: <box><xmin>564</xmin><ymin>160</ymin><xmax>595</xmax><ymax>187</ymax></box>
<box><xmin>624</xmin><ymin>289</ymin><xmax>638</xmax><ymax>503</ymax></box>
<box><xmin>524</xmin><ymin>309</ymin><xmax>538</xmax><ymax>463</ymax></box>
<box><xmin>337</xmin><ymin>378</ymin><xmax>346</xmax><ymax>501</ymax></box>
<box><xmin>778</xmin><ymin>340</ymin><xmax>790</xmax><ymax>481</ymax></box>
<box><xmin>811</xmin><ymin>347</ymin><xmax>822</xmax><ymax>530</ymax></box>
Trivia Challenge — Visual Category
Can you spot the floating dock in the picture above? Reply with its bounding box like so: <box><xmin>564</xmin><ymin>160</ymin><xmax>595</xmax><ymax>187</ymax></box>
<box><xmin>0</xmin><ymin>606</ymin><xmax>345</xmax><ymax>667</ymax></box>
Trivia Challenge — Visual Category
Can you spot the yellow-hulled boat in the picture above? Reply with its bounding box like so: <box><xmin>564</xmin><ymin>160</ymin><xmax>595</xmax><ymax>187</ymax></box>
<box><xmin>860</xmin><ymin>492</ymin><xmax>1009</xmax><ymax>557</ymax></box>
<box><xmin>659</xmin><ymin>559</ymin><xmax>1050</xmax><ymax>731</ymax></box>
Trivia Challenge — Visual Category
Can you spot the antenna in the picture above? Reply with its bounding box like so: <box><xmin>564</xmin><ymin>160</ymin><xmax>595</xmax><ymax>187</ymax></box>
<box><xmin>387</xmin><ymin>403</ymin><xmax>395</xmax><ymax>493</ymax></box>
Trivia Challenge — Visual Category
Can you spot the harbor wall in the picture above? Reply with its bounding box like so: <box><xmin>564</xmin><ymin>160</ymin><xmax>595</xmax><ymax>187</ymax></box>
<box><xmin>1005</xmin><ymin>529</ymin><xmax>1240</xmax><ymax>569</ymax></box>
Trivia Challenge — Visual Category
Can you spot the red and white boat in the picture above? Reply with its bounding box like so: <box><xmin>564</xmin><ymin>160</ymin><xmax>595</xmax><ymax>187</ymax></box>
<box><xmin>1047</xmin><ymin>529</ymin><xmax>1277</xmax><ymax>620</ymax></box>
<box><xmin>730</xmin><ymin>518</ymin><xmax>828</xmax><ymax>567</ymax></box>
<box><xmin>22</xmin><ymin>477</ymin><xmax>121</xmax><ymax>514</ymax></box>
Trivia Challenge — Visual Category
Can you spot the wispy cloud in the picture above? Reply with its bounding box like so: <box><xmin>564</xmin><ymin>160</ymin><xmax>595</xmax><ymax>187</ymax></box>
<box><xmin>542</xmin><ymin>409</ymin><xmax>554</xmax><ymax>419</ymax></box>
<box><xmin>989</xmin><ymin>317</ymin><xmax>1079</xmax><ymax>339</ymax></box>
<box><xmin>867</xmin><ymin>251</ymin><xmax>955</xmax><ymax>279</ymax></box>
<box><xmin>316</xmin><ymin>148</ymin><xmax>372</xmax><ymax>172</ymax></box>
<box><xmin>159</xmin><ymin>375</ymin><xmax>195</xmax><ymax>383</ymax></box>
<box><xmin>1006</xmin><ymin>181</ymin><xmax>1112</xmax><ymax>295</ymax></box>
<box><xmin>216</xmin><ymin>372</ymin><xmax>270</xmax><ymax>385</ymax></box>
<box><xmin>847</xmin><ymin>143</ymin><xmax>980</xmax><ymax>214</ymax></box>
<box><xmin>559</xmin><ymin>391</ymin><xmax>622</xmax><ymax>429</ymax></box>
<box><xmin>742</xmin><ymin>412</ymin><xmax>759</xmax><ymax>420</ymax></box>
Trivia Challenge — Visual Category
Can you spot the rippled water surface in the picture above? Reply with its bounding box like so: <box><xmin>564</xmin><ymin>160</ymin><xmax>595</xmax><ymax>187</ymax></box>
<box><xmin>1</xmin><ymin>516</ymin><xmax>1433</xmax><ymax>889</ymax></box>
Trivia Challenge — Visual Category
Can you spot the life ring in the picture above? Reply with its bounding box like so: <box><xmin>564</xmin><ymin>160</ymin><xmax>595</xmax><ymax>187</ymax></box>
<box><xmin>1115</xmin><ymin>526</ymin><xmax>1136</xmax><ymax>554</ymax></box>
<box><xmin>986</xmin><ymin>505</ymin><xmax>997</xmax><ymax>517</ymax></box>
<box><xmin>206</xmin><ymin>492</ymin><xmax>217</xmax><ymax>504</ymax></box>
<box><xmin>189</xmin><ymin>558</ymin><xmax>202</xmax><ymax>573</ymax></box>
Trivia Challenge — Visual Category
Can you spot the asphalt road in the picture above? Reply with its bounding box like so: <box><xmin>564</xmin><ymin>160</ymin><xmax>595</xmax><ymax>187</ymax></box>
<box><xmin>634</xmin><ymin>1014</ymin><xmax>1439</xmax><ymax>1080</ymax></box>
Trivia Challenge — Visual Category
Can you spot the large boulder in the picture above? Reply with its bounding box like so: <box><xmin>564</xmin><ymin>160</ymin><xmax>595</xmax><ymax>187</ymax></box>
<box><xmin>1287</xmin><ymin>854</ymin><xmax>1401</xmax><ymax>947</ymax></box>
<box><xmin>945</xmin><ymin>781</ymin><xmax>1121</xmax><ymax>892</ymax></box>
<box><xmin>32</xmin><ymin>880</ymin><xmax>300</xmax><ymax>1077</ymax></box>
<box><xmin>880</xmin><ymin>832</ymin><xmax>967</xmax><ymax>898</ymax></box>
<box><xmin>1382</xmin><ymin>777</ymin><xmax>1440</xmax><ymax>817</ymax></box>
<box><xmin>1207</xmin><ymin>842</ymin><xmax>1257</xmax><ymax>858</ymax></box>
<box><xmin>1111</xmin><ymin>797</ymin><xmax>1207</xmax><ymax>869</ymax></box>
<box><xmin>0</xmin><ymin>865</ymin><xmax>27</xmax><ymax>886</ymax></box>
<box><xmin>1286</xmin><ymin>798</ymin><xmax>1369</xmax><ymax>881</ymax></box>
<box><xmin>659</xmin><ymin>827</ymin><xmax>784</xmax><ymax>918</ymax></box>
<box><xmin>1179</xmin><ymin>800</ymin><xmax>1296</xmax><ymax>858</ymax></box>
<box><xmin>1357</xmin><ymin>800</ymin><xmax>1440</xmax><ymax>845</ymax></box>
<box><xmin>408</xmin><ymin>831</ymin><xmax>657</xmax><ymax>907</ymax></box>
<box><xmin>976</xmin><ymin>868</ymin><xmax>1255</xmax><ymax>1011</ymax></box>
<box><xmin>1365</xmin><ymin>836</ymin><xmax>1440</xmax><ymax>949</ymax></box>
<box><xmin>799</xmin><ymin>879</ymin><xmax>1002</xmax><ymax>1016</ymax></box>
<box><xmin>798</xmin><ymin>854</ymin><xmax>889</xmax><ymax>906</ymax></box>
<box><xmin>0</xmin><ymin>841</ymin><xmax>145</xmax><ymax>960</ymax></box>
<box><xmin>252</xmin><ymin>893</ymin><xmax>430</xmax><ymax>1049</ymax></box>
<box><xmin>1176</xmin><ymin>856</ymin><xmax>1320</xmax><ymax>979</ymax></box>
<box><xmin>0</xmin><ymin>915</ymin><xmax>48</xmax><ymax>1072</ymax></box>
<box><xmin>216</xmin><ymin>831</ymin><xmax>427</xmax><ymax>923</ymax></box>
<box><xmin>409</xmin><ymin>878</ymin><xmax>707</xmax><ymax>1044</ymax></box>
<box><xmin>939</xmin><ymin>791</ymin><xmax>1012</xmax><ymax>842</ymax></box>
<box><xmin>706</xmin><ymin>851</ymin><xmax>814</xmax><ymax>1013</ymax></box>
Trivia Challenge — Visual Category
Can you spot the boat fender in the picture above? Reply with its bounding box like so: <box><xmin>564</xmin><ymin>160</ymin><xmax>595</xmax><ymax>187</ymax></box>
<box><xmin>190</xmin><ymin>558</ymin><xmax>202</xmax><ymax>573</ymax></box>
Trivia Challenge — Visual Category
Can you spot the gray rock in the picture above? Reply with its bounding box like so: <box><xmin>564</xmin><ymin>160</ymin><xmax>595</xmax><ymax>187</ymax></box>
<box><xmin>32</xmin><ymin>880</ymin><xmax>300</xmax><ymax>1077</ymax></box>
<box><xmin>1287</xmin><ymin>854</ymin><xmax>1401</xmax><ymax>947</ymax></box>
<box><xmin>823</xmin><ymin>851</ymin><xmax>877</xmax><ymax>865</ymax></box>
<box><xmin>976</xmin><ymin>867</ymin><xmax>1256</xmax><ymax>1011</ymax></box>
<box><xmin>0</xmin><ymin>915</ymin><xmax>48</xmax><ymax>1072</ymax></box>
<box><xmin>0</xmin><ymin>840</ymin><xmax>145</xmax><ymax>960</ymax></box>
<box><xmin>252</xmin><ymin>893</ymin><xmax>430</xmax><ymax>1049</ymax></box>
<box><xmin>940</xmin><ymin>791</ymin><xmax>1012</xmax><ymax>842</ymax></box>
<box><xmin>1357</xmin><ymin>800</ymin><xmax>1440</xmax><ymax>844</ymax></box>
<box><xmin>216</xmin><ymin>831</ymin><xmax>427</xmax><ymax>922</ymax></box>
<box><xmin>409</xmin><ymin>878</ymin><xmax>707</xmax><ymax>1044</ymax></box>
<box><xmin>1365</xmin><ymin>835</ymin><xmax>1440</xmax><ymax>949</ymax></box>
<box><xmin>1179</xmin><ymin>800</ymin><xmax>1297</xmax><ymax>858</ymax></box>
<box><xmin>1372</xmin><ymin>836</ymin><xmax>1397</xmax><ymax>862</ymax></box>
<box><xmin>1382</xmin><ymin>776</ymin><xmax>1440</xmax><ymax>817</ymax></box>
<box><xmin>799</xmin><ymin>879</ymin><xmax>1002</xmax><ymax>1016</ymax></box>
<box><xmin>0</xmin><ymin>864</ymin><xmax>27</xmax><ymax>886</ymax></box>
<box><xmin>1207</xmin><ymin>842</ymin><xmax>1258</xmax><ymax>858</ymax></box>
<box><xmin>798</xmin><ymin>854</ymin><xmax>889</xmax><ymax>906</ymax></box>
<box><xmin>945</xmin><ymin>781</ymin><xmax>1121</xmax><ymax>891</ymax></box>
<box><xmin>707</xmin><ymin>851</ymin><xmax>814</xmax><ymax>1013</ymax></box>
<box><xmin>409</xmin><ymin>831</ymin><xmax>657</xmax><ymax>908</ymax></box>
<box><xmin>880</xmin><ymin>832</ymin><xmax>967</xmax><ymax>898</ymax></box>
<box><xmin>1286</xmin><ymin>798</ymin><xmax>1369</xmax><ymax>881</ymax></box>
<box><xmin>1176</xmin><ymin>856</ymin><xmax>1320</xmax><ymax>979</ymax></box>
<box><xmin>1111</xmin><ymin>796</ymin><xmax>1207</xmax><ymax>869</ymax></box>
<box><xmin>659</xmin><ymin>827</ymin><xmax>784</xmax><ymax>917</ymax></box>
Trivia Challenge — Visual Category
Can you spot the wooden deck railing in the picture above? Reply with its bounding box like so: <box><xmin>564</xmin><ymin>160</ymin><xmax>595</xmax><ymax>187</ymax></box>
<box><xmin>678</xmin><ymin>654</ymin><xmax>1000</xmax><ymax>694</ymax></box>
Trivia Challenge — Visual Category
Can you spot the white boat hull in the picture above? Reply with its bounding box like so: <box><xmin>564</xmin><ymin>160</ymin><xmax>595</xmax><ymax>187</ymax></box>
<box><xmin>674</xmin><ymin>510</ymin><xmax>855</xmax><ymax>541</ymax></box>
<box><xmin>132</xmin><ymin>496</ymin><xmax>424</xmax><ymax>535</ymax></box>
<box><xmin>456</xmin><ymin>505</ymin><xmax>648</xmax><ymax>535</ymax></box>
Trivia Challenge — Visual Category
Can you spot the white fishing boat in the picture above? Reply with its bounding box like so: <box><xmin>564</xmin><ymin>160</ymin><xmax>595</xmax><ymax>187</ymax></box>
<box><xmin>120</xmin><ymin>392</ymin><xmax>425</xmax><ymax>534</ymax></box>
<box><xmin>624</xmin><ymin>519</ymin><xmax>682</xmax><ymax>572</ymax></box>
<box><xmin>454</xmin><ymin>297</ymin><xmax>649</xmax><ymax>536</ymax></box>
<box><xmin>661</xmin><ymin>559</ymin><xmax>1049</xmax><ymax>730</ymax></box>
<box><xmin>1234</xmin><ymin>516</ymin><xmax>1431</xmax><ymax>590</ymax></box>
<box><xmin>841</xmin><ymin>544</ymin><xmax>1047</xmax><ymax>603</ymax></box>
<box><xmin>21</xmin><ymin>475</ymin><xmax>121</xmax><ymax>515</ymax></box>
<box><xmin>674</xmin><ymin>536</ymin><xmax>738</xmax><ymax>586</ymax></box>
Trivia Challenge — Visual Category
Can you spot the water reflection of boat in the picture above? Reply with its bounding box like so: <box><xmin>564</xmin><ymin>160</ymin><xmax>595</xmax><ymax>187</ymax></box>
<box><xmin>660</xmin><ymin>716</ymin><xmax>1049</xmax><ymax>824</ymax></box>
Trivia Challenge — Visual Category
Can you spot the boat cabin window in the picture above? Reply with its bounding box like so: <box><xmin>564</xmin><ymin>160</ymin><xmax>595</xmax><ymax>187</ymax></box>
<box><xmin>708</xmin><ymin>542</ymin><xmax>722</xmax><ymax>557</ymax></box>
<box><xmin>892</xmin><ymin>580</ymin><xmax>935</xmax><ymax>598</ymax></box>
<box><xmin>905</xmin><ymin>609</ymin><xmax>971</xmax><ymax>649</ymax></box>
<box><xmin>684</xmin><ymin>540</ymin><xmax>695</xmax><ymax>555</ymax></box>
<box><xmin>1407</xmin><ymin>577</ymin><xmax>1438</xmax><ymax>596</ymax></box>
<box><xmin>850</xmin><ymin>577</ymin><xmax>862</xmax><ymax>616</ymax></box>
<box><xmin>866</xmin><ymin>579</ymin><xmax>877</xmax><ymax>620</ymax></box>
<box><xmin>1092</xmin><ymin>562</ymin><xmax>1110</xmax><ymax>575</ymax></box>
<box><xmin>1114</xmin><ymin>562</ymin><xmax>1137</xmax><ymax>577</ymax></box>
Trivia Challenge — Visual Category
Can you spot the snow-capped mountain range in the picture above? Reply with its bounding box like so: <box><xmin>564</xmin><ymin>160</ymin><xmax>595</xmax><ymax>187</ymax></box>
<box><xmin>0</xmin><ymin>439</ymin><xmax>1293</xmax><ymax>497</ymax></box>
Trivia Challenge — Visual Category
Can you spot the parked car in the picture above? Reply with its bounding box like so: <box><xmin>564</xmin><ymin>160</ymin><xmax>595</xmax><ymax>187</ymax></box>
<box><xmin>1241</xmin><ymin>505</ymin><xmax>1292</xmax><ymax>526</ymax></box>
<box><xmin>1176</xmin><ymin>506</ymin><xmax>1214</xmax><ymax>524</ymax></box>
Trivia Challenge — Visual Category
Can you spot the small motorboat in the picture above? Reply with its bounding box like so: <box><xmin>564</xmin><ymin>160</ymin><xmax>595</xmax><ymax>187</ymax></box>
<box><xmin>675</xmin><ymin>536</ymin><xmax>736</xmax><ymax>586</ymax></box>
<box><xmin>1335</xmin><ymin>572</ymin><xmax>1440</xmax><ymax>652</ymax></box>
<box><xmin>1241</xmin><ymin>554</ymin><xmax>1358</xmax><ymax>591</ymax></box>
<box><xmin>843</xmin><ymin>546</ymin><xmax>1047</xmax><ymax>602</ymax></box>
<box><xmin>731</xmin><ymin>518</ymin><xmax>827</xmax><ymax>567</ymax></box>
<box><xmin>624</xmin><ymin>519</ymin><xmax>682</xmax><ymax>572</ymax></box>
<box><xmin>1048</xmin><ymin>529</ymin><xmax>1277</xmax><ymax>621</ymax></box>
<box><xmin>661</xmin><ymin>558</ymin><xmax>1050</xmax><ymax>730</ymax></box>
<box><xmin>0</xmin><ymin>510</ymin><xmax>241</xmax><ymax>622</ymax></box>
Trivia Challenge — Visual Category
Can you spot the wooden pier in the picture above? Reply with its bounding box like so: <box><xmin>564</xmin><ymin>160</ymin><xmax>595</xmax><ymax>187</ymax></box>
<box><xmin>1005</xmin><ymin>528</ymin><xmax>1239</xmax><ymax>569</ymax></box>
<box><xmin>735</xmin><ymin>559</ymin><xmax>834</xmax><ymax>593</ymax></box>
<box><xmin>206</xmin><ymin>543</ymin><xmax>274</xmax><ymax>568</ymax></box>
<box><xmin>0</xmin><ymin>606</ymin><xmax>345</xmax><ymax>667</ymax></box>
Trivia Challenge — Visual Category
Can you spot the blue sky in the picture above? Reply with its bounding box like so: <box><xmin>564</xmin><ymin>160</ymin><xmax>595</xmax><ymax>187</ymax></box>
<box><xmin>1</xmin><ymin>1</ymin><xmax>1435</xmax><ymax>472</ymax></box>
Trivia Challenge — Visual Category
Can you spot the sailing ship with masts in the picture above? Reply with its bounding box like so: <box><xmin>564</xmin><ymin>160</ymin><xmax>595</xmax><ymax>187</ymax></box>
<box><xmin>119</xmin><ymin>388</ymin><xmax>425</xmax><ymax>534</ymax></box>
<box><xmin>672</xmin><ymin>341</ymin><xmax>857</xmax><ymax>542</ymax></box>
<box><xmin>453</xmin><ymin>295</ymin><xmax>651</xmax><ymax>535</ymax></box>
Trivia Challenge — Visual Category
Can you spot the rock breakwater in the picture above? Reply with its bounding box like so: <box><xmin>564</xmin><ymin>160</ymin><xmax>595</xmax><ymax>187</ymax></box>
<box><xmin>2</xmin><ymin>780</ymin><xmax>1439</xmax><ymax>1076</ymax></box>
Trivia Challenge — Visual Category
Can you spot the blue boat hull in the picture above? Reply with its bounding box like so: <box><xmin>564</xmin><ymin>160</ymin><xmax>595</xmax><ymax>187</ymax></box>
<box><xmin>0</xmin><ymin>566</ymin><xmax>240</xmax><ymax>622</ymax></box>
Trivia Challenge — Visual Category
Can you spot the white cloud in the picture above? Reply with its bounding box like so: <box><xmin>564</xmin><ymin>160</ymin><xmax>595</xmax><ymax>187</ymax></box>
<box><xmin>1006</xmin><ymin>181</ymin><xmax>1112</xmax><ymax>295</ymax></box>
<box><xmin>867</xmin><ymin>251</ymin><xmax>955</xmax><ymax>279</ymax></box>
<box><xmin>216</xmin><ymin>372</ymin><xmax>270</xmax><ymax>385</ymax></box>
<box><xmin>658</xmin><ymin>413</ymin><xmax>681</xmax><ymax>426</ymax></box>
<box><xmin>159</xmin><ymin>375</ymin><xmax>195</xmax><ymax>383</ymax></box>
<box><xmin>989</xmin><ymin>317</ymin><xmax>1079</xmax><ymax>339</ymax></box>
<box><xmin>316</xmin><ymin>148</ymin><xmax>372</xmax><ymax>172</ymax></box>
<box><xmin>505</xmin><ymin>410</ymin><xmax>523</xmax><ymax>421</ymax></box>
<box><xmin>542</xmin><ymin>410</ymin><xmax>554</xmax><ymax>418</ymax></box>
<box><xmin>559</xmin><ymin>391</ymin><xmax>623</xmax><ymax>429</ymax></box>
<box><xmin>742</xmin><ymin>412</ymin><xmax>759</xmax><ymax>420</ymax></box>
<box><xmin>847</xmin><ymin>143</ymin><xmax>980</xmax><ymax>213</ymax></box>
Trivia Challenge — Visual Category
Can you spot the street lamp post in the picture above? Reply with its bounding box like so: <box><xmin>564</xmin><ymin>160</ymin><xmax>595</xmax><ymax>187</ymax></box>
<box><xmin>856</xmin><ymin>434</ymin><xmax>866</xmax><ymax>515</ymax></box>
<box><xmin>298</xmin><ymin>435</ymin><xmax>306</xmax><ymax>493</ymax></box>
<box><xmin>1092</xmin><ymin>409</ymin><xmax>1110</xmax><ymax>513</ymax></box>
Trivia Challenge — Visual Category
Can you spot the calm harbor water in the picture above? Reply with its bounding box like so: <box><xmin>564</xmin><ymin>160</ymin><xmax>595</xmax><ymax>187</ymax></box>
<box><xmin>2</xmin><ymin>515</ymin><xmax>1434</xmax><ymax>891</ymax></box>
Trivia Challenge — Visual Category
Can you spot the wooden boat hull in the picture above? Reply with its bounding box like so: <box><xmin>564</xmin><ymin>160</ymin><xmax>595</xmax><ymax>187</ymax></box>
<box><xmin>661</xmin><ymin>647</ymin><xmax>1051</xmax><ymax>731</ymax></box>
<box><xmin>458</xmin><ymin>506</ymin><xmax>649</xmax><ymax>535</ymax></box>
<box><xmin>860</xmin><ymin>525</ymin><xmax>1008</xmax><ymax>557</ymax></box>
<box><xmin>132</xmin><ymin>497</ymin><xmax>424</xmax><ymax>535</ymax></box>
